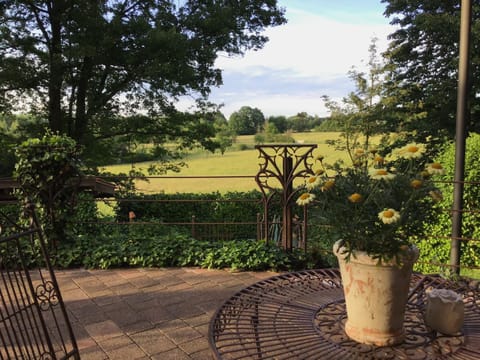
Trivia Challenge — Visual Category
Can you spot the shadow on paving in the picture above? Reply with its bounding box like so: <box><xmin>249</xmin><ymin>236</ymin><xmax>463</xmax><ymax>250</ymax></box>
<box><xmin>55</xmin><ymin>267</ymin><xmax>279</xmax><ymax>360</ymax></box>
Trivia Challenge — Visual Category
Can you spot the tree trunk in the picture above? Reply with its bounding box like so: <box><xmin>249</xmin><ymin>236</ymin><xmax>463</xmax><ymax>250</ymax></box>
<box><xmin>47</xmin><ymin>1</ymin><xmax>65</xmax><ymax>133</ymax></box>
<box><xmin>74</xmin><ymin>57</ymin><xmax>93</xmax><ymax>143</ymax></box>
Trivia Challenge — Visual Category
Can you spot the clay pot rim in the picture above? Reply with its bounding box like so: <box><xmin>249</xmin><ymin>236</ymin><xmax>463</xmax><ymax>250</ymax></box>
<box><xmin>333</xmin><ymin>240</ymin><xmax>420</xmax><ymax>267</ymax></box>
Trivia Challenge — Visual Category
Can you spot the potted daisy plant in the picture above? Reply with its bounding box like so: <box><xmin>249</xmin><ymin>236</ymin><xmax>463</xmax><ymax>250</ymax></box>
<box><xmin>296</xmin><ymin>142</ymin><xmax>445</xmax><ymax>346</ymax></box>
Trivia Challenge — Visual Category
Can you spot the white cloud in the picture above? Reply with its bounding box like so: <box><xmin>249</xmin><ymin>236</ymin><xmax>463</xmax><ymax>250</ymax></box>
<box><xmin>215</xmin><ymin>11</ymin><xmax>391</xmax><ymax>80</ymax></box>
<box><xmin>178</xmin><ymin>3</ymin><xmax>395</xmax><ymax>119</ymax></box>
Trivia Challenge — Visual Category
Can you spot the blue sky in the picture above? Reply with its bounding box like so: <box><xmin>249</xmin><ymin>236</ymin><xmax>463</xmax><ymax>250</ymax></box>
<box><xmin>206</xmin><ymin>0</ymin><xmax>395</xmax><ymax>119</ymax></box>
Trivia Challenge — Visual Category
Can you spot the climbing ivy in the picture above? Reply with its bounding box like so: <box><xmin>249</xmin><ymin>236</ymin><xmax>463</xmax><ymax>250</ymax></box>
<box><xmin>14</xmin><ymin>131</ymin><xmax>82</xmax><ymax>248</ymax></box>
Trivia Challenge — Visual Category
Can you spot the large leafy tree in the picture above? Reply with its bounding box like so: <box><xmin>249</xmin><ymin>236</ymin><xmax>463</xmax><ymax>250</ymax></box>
<box><xmin>267</xmin><ymin>115</ymin><xmax>288</xmax><ymax>133</ymax></box>
<box><xmin>0</xmin><ymin>1</ymin><xmax>286</xmax><ymax>168</ymax></box>
<box><xmin>228</xmin><ymin>106</ymin><xmax>265</xmax><ymax>135</ymax></box>
<box><xmin>382</xmin><ymin>0</ymin><xmax>480</xmax><ymax>139</ymax></box>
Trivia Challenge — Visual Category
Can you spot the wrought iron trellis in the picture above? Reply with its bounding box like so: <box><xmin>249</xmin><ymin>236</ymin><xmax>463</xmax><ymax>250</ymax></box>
<box><xmin>0</xmin><ymin>205</ymin><xmax>79</xmax><ymax>360</ymax></box>
<box><xmin>255</xmin><ymin>144</ymin><xmax>317</xmax><ymax>251</ymax></box>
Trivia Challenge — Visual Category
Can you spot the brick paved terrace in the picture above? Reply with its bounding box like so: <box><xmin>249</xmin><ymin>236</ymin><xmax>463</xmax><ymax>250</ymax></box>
<box><xmin>57</xmin><ymin>267</ymin><xmax>279</xmax><ymax>359</ymax></box>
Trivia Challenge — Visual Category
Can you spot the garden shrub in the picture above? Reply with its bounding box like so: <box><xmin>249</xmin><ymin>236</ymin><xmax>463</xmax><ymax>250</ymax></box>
<box><xmin>52</xmin><ymin>226</ymin><xmax>304</xmax><ymax>272</ymax></box>
<box><xmin>0</xmin><ymin>204</ymin><xmax>21</xmax><ymax>234</ymax></box>
<box><xmin>237</xmin><ymin>143</ymin><xmax>250</xmax><ymax>151</ymax></box>
<box><xmin>116</xmin><ymin>190</ymin><xmax>264</xmax><ymax>240</ymax></box>
<box><xmin>416</xmin><ymin>133</ymin><xmax>480</xmax><ymax>274</ymax></box>
<box><xmin>254</xmin><ymin>132</ymin><xmax>295</xmax><ymax>144</ymax></box>
<box><xmin>66</xmin><ymin>192</ymin><xmax>100</xmax><ymax>237</ymax></box>
<box><xmin>201</xmin><ymin>239</ymin><xmax>302</xmax><ymax>271</ymax></box>
<box><xmin>14</xmin><ymin>131</ymin><xmax>82</xmax><ymax>248</ymax></box>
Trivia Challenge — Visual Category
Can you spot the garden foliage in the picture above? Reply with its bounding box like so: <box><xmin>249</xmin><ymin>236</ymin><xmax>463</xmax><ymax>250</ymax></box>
<box><xmin>50</xmin><ymin>226</ymin><xmax>304</xmax><ymax>272</ymax></box>
<box><xmin>416</xmin><ymin>133</ymin><xmax>480</xmax><ymax>274</ymax></box>
<box><xmin>116</xmin><ymin>190</ymin><xmax>264</xmax><ymax>240</ymax></box>
<box><xmin>13</xmin><ymin>131</ymin><xmax>82</xmax><ymax>248</ymax></box>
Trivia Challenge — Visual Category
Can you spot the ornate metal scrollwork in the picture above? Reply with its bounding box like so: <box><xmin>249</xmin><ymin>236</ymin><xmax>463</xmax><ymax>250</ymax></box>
<box><xmin>36</xmin><ymin>280</ymin><xmax>59</xmax><ymax>311</ymax></box>
<box><xmin>39</xmin><ymin>352</ymin><xmax>54</xmax><ymax>360</ymax></box>
<box><xmin>314</xmin><ymin>300</ymin><xmax>464</xmax><ymax>359</ymax></box>
<box><xmin>255</xmin><ymin>144</ymin><xmax>317</xmax><ymax>250</ymax></box>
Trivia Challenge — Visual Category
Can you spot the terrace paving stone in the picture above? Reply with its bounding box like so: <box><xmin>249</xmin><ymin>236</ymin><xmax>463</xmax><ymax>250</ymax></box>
<box><xmin>58</xmin><ymin>267</ymin><xmax>279</xmax><ymax>359</ymax></box>
<box><xmin>178</xmin><ymin>335</ymin><xmax>211</xmax><ymax>355</ymax></box>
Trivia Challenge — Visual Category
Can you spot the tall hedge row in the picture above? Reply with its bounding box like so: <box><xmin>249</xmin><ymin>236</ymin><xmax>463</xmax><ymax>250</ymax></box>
<box><xmin>415</xmin><ymin>133</ymin><xmax>480</xmax><ymax>275</ymax></box>
<box><xmin>115</xmin><ymin>190</ymin><xmax>264</xmax><ymax>240</ymax></box>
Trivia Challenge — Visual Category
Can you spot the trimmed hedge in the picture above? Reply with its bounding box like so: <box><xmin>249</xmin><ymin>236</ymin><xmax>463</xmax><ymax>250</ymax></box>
<box><xmin>116</xmin><ymin>190</ymin><xmax>264</xmax><ymax>240</ymax></box>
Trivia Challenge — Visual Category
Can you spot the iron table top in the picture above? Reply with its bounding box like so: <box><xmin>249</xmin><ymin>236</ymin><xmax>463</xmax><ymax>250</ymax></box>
<box><xmin>209</xmin><ymin>269</ymin><xmax>480</xmax><ymax>359</ymax></box>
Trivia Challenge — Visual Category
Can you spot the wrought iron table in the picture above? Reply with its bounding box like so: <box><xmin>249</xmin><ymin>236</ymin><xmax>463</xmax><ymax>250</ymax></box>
<box><xmin>209</xmin><ymin>269</ymin><xmax>480</xmax><ymax>359</ymax></box>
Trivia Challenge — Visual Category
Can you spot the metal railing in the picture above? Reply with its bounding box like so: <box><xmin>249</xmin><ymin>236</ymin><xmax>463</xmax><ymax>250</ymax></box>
<box><xmin>1</xmin><ymin>173</ymin><xmax>479</xmax><ymax>275</ymax></box>
<box><xmin>0</xmin><ymin>206</ymin><xmax>79</xmax><ymax>360</ymax></box>
<box><xmin>78</xmin><ymin>173</ymin><xmax>480</xmax><ymax>274</ymax></box>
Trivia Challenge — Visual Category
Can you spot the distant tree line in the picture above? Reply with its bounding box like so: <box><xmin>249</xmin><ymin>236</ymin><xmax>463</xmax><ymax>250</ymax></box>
<box><xmin>214</xmin><ymin>106</ymin><xmax>330</xmax><ymax>136</ymax></box>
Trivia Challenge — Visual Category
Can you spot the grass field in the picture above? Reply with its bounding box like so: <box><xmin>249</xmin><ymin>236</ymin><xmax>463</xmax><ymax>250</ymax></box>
<box><xmin>103</xmin><ymin>132</ymin><xmax>351</xmax><ymax>194</ymax></box>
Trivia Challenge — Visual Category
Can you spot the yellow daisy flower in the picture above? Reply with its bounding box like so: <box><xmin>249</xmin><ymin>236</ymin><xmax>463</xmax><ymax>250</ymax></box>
<box><xmin>305</xmin><ymin>175</ymin><xmax>321</xmax><ymax>190</ymax></box>
<box><xmin>348</xmin><ymin>193</ymin><xmax>363</xmax><ymax>203</ymax></box>
<box><xmin>369</xmin><ymin>168</ymin><xmax>396</xmax><ymax>180</ymax></box>
<box><xmin>426</xmin><ymin>162</ymin><xmax>446</xmax><ymax>175</ymax></box>
<box><xmin>321</xmin><ymin>180</ymin><xmax>335</xmax><ymax>191</ymax></box>
<box><xmin>395</xmin><ymin>143</ymin><xmax>426</xmax><ymax>159</ymax></box>
<box><xmin>353</xmin><ymin>160</ymin><xmax>363</xmax><ymax>168</ymax></box>
<box><xmin>420</xmin><ymin>170</ymin><xmax>431</xmax><ymax>179</ymax></box>
<box><xmin>296</xmin><ymin>192</ymin><xmax>315</xmax><ymax>206</ymax></box>
<box><xmin>374</xmin><ymin>155</ymin><xmax>384</xmax><ymax>165</ymax></box>
<box><xmin>429</xmin><ymin>190</ymin><xmax>443</xmax><ymax>202</ymax></box>
<box><xmin>410</xmin><ymin>179</ymin><xmax>423</xmax><ymax>189</ymax></box>
<box><xmin>378</xmin><ymin>209</ymin><xmax>401</xmax><ymax>224</ymax></box>
<box><xmin>354</xmin><ymin>148</ymin><xmax>365</xmax><ymax>157</ymax></box>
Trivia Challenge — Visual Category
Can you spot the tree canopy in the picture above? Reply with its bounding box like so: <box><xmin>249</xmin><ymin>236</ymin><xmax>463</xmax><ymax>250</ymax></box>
<box><xmin>0</xmin><ymin>0</ymin><xmax>286</xmax><ymax>170</ymax></box>
<box><xmin>228</xmin><ymin>106</ymin><xmax>265</xmax><ymax>135</ymax></box>
<box><xmin>320</xmin><ymin>1</ymin><xmax>480</xmax><ymax>144</ymax></box>
<box><xmin>266</xmin><ymin>115</ymin><xmax>288</xmax><ymax>133</ymax></box>
<box><xmin>382</xmin><ymin>0</ymin><xmax>480</xmax><ymax>138</ymax></box>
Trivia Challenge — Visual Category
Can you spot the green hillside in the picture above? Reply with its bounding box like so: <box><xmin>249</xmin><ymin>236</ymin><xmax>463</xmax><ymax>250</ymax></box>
<box><xmin>103</xmin><ymin>132</ymin><xmax>350</xmax><ymax>193</ymax></box>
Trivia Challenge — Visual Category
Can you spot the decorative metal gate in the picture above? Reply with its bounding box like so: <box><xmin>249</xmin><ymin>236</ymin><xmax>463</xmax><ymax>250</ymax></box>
<box><xmin>255</xmin><ymin>144</ymin><xmax>317</xmax><ymax>251</ymax></box>
<box><xmin>0</xmin><ymin>205</ymin><xmax>79</xmax><ymax>360</ymax></box>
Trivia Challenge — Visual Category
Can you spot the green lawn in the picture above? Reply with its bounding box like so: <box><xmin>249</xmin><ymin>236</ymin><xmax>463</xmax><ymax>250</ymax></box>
<box><xmin>103</xmin><ymin>132</ymin><xmax>351</xmax><ymax>193</ymax></box>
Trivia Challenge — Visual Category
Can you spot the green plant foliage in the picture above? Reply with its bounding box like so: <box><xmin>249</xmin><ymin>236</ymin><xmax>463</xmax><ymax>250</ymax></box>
<box><xmin>14</xmin><ymin>131</ymin><xmax>82</xmax><ymax>247</ymax></box>
<box><xmin>314</xmin><ymin>119</ymin><xmax>345</xmax><ymax>132</ymax></box>
<box><xmin>200</xmin><ymin>240</ymin><xmax>302</xmax><ymax>272</ymax></box>
<box><xmin>229</xmin><ymin>106</ymin><xmax>265</xmax><ymax>135</ymax></box>
<box><xmin>254</xmin><ymin>132</ymin><xmax>295</xmax><ymax>144</ymax></box>
<box><xmin>14</xmin><ymin>132</ymin><xmax>80</xmax><ymax>199</ymax></box>
<box><xmin>66</xmin><ymin>192</ymin><xmax>101</xmax><ymax>238</ymax></box>
<box><xmin>237</xmin><ymin>143</ymin><xmax>251</xmax><ymax>151</ymax></box>
<box><xmin>298</xmin><ymin>142</ymin><xmax>442</xmax><ymax>263</ymax></box>
<box><xmin>51</xmin><ymin>225</ymin><xmax>304</xmax><ymax>272</ymax></box>
<box><xmin>383</xmin><ymin>0</ymin><xmax>480</xmax><ymax>136</ymax></box>
<box><xmin>116</xmin><ymin>190</ymin><xmax>263</xmax><ymax>239</ymax></box>
<box><xmin>306</xmin><ymin>225</ymin><xmax>341</xmax><ymax>268</ymax></box>
<box><xmin>416</xmin><ymin>133</ymin><xmax>480</xmax><ymax>274</ymax></box>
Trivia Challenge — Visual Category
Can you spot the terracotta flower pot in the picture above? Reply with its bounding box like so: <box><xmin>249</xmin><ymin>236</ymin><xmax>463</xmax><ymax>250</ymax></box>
<box><xmin>334</xmin><ymin>240</ymin><xmax>419</xmax><ymax>346</ymax></box>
